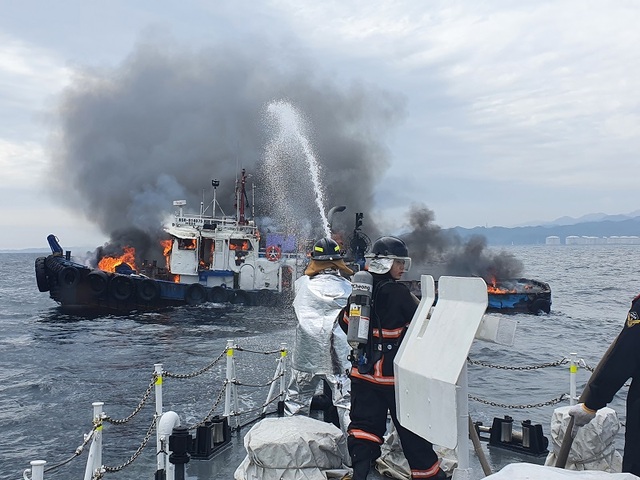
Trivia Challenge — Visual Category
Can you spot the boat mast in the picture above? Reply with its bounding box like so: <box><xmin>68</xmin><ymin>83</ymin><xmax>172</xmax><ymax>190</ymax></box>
<box><xmin>235</xmin><ymin>168</ymin><xmax>248</xmax><ymax>225</ymax></box>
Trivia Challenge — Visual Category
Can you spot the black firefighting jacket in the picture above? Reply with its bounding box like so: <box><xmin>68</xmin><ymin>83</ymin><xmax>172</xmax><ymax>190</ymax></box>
<box><xmin>583</xmin><ymin>294</ymin><xmax>640</xmax><ymax>410</ymax></box>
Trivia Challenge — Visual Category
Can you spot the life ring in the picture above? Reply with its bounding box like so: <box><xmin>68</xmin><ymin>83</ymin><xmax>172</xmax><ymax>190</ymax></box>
<box><xmin>35</xmin><ymin>257</ymin><xmax>49</xmax><ymax>292</ymax></box>
<box><xmin>58</xmin><ymin>266</ymin><xmax>80</xmax><ymax>288</ymax></box>
<box><xmin>185</xmin><ymin>283</ymin><xmax>207</xmax><ymax>305</ymax></box>
<box><xmin>208</xmin><ymin>286</ymin><xmax>228</xmax><ymax>304</ymax></box>
<box><xmin>137</xmin><ymin>279</ymin><xmax>160</xmax><ymax>302</ymax></box>
<box><xmin>87</xmin><ymin>270</ymin><xmax>110</xmax><ymax>297</ymax></box>
<box><xmin>266</xmin><ymin>245</ymin><xmax>282</xmax><ymax>262</ymax></box>
<box><xmin>110</xmin><ymin>275</ymin><xmax>134</xmax><ymax>302</ymax></box>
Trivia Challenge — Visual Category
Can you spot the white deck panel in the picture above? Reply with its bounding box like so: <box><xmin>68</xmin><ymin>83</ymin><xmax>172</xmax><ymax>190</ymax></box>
<box><xmin>395</xmin><ymin>276</ymin><xmax>487</xmax><ymax>448</ymax></box>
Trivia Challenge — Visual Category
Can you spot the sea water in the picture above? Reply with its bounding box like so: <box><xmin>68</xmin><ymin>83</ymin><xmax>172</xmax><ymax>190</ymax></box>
<box><xmin>2</xmin><ymin>245</ymin><xmax>639</xmax><ymax>479</ymax></box>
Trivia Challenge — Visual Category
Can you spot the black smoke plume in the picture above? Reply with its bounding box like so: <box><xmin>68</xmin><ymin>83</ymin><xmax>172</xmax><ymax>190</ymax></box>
<box><xmin>47</xmin><ymin>34</ymin><xmax>524</xmax><ymax>279</ymax></box>
<box><xmin>47</xmin><ymin>36</ymin><xmax>401</xmax><ymax>266</ymax></box>
<box><xmin>400</xmin><ymin>204</ymin><xmax>523</xmax><ymax>281</ymax></box>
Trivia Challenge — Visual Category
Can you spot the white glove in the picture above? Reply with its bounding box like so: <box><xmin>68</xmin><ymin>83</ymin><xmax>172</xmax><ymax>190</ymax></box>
<box><xmin>568</xmin><ymin>403</ymin><xmax>596</xmax><ymax>427</ymax></box>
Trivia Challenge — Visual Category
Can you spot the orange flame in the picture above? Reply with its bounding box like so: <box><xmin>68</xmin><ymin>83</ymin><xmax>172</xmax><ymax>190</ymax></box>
<box><xmin>487</xmin><ymin>277</ymin><xmax>517</xmax><ymax>294</ymax></box>
<box><xmin>98</xmin><ymin>246</ymin><xmax>137</xmax><ymax>273</ymax></box>
<box><xmin>161</xmin><ymin>239</ymin><xmax>172</xmax><ymax>267</ymax></box>
<box><xmin>160</xmin><ymin>239</ymin><xmax>180</xmax><ymax>282</ymax></box>
<box><xmin>229</xmin><ymin>240</ymin><xmax>249</xmax><ymax>251</ymax></box>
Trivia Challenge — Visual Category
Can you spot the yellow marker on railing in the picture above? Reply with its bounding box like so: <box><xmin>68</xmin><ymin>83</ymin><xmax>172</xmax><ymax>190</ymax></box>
<box><xmin>569</xmin><ymin>353</ymin><xmax>578</xmax><ymax>405</ymax></box>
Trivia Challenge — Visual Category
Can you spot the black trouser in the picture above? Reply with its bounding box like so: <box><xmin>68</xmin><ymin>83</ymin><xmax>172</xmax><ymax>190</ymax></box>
<box><xmin>347</xmin><ymin>379</ymin><xmax>439</xmax><ymax>479</ymax></box>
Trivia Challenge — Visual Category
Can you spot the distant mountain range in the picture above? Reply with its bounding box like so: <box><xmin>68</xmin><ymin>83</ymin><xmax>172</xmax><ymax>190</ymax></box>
<box><xmin>513</xmin><ymin>210</ymin><xmax>640</xmax><ymax>227</ymax></box>
<box><xmin>450</xmin><ymin>212</ymin><xmax>640</xmax><ymax>245</ymax></box>
<box><xmin>3</xmin><ymin>212</ymin><xmax>640</xmax><ymax>252</ymax></box>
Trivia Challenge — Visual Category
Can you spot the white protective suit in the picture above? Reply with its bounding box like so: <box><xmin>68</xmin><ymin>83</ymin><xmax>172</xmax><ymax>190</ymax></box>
<box><xmin>284</xmin><ymin>270</ymin><xmax>352</xmax><ymax>433</ymax></box>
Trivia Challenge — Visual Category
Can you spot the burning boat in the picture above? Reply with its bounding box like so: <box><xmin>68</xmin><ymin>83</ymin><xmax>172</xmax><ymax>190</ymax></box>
<box><xmin>35</xmin><ymin>169</ymin><xmax>305</xmax><ymax>313</ymax></box>
<box><xmin>486</xmin><ymin>278</ymin><xmax>551</xmax><ymax>314</ymax></box>
<box><xmin>400</xmin><ymin>277</ymin><xmax>551</xmax><ymax>315</ymax></box>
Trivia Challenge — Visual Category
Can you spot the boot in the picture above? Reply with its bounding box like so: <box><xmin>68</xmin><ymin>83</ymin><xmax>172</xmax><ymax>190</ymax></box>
<box><xmin>351</xmin><ymin>459</ymin><xmax>372</xmax><ymax>480</ymax></box>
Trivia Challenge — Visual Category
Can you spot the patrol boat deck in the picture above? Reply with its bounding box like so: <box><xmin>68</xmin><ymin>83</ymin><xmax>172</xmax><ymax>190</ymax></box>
<box><xmin>21</xmin><ymin>276</ymin><xmax>630</xmax><ymax>480</ymax></box>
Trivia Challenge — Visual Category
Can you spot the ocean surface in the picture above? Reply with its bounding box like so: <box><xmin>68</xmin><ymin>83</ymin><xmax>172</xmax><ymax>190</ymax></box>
<box><xmin>2</xmin><ymin>245</ymin><xmax>639</xmax><ymax>480</ymax></box>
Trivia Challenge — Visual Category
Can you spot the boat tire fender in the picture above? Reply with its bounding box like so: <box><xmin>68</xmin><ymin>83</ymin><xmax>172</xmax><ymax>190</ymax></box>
<box><xmin>110</xmin><ymin>275</ymin><xmax>135</xmax><ymax>302</ymax></box>
<box><xmin>35</xmin><ymin>257</ymin><xmax>50</xmax><ymax>292</ymax></box>
<box><xmin>87</xmin><ymin>270</ymin><xmax>110</xmax><ymax>296</ymax></box>
<box><xmin>58</xmin><ymin>266</ymin><xmax>80</xmax><ymax>288</ymax></box>
<box><xmin>230</xmin><ymin>290</ymin><xmax>250</xmax><ymax>305</ymax></box>
<box><xmin>257</xmin><ymin>288</ymin><xmax>277</xmax><ymax>307</ymax></box>
<box><xmin>528</xmin><ymin>298</ymin><xmax>551</xmax><ymax>314</ymax></box>
<box><xmin>138</xmin><ymin>279</ymin><xmax>160</xmax><ymax>302</ymax></box>
<box><xmin>208</xmin><ymin>286</ymin><xmax>228</xmax><ymax>304</ymax></box>
<box><xmin>185</xmin><ymin>283</ymin><xmax>207</xmax><ymax>305</ymax></box>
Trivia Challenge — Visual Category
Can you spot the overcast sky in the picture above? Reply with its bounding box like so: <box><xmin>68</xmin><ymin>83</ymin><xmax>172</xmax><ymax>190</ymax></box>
<box><xmin>1</xmin><ymin>1</ymin><xmax>639</xmax><ymax>250</ymax></box>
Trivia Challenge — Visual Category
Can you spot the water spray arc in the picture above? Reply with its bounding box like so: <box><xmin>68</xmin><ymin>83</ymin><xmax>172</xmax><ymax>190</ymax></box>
<box><xmin>263</xmin><ymin>101</ymin><xmax>332</xmax><ymax>238</ymax></box>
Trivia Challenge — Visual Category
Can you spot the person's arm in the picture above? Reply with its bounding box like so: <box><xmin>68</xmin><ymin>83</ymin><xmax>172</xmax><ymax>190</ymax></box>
<box><xmin>581</xmin><ymin>297</ymin><xmax>640</xmax><ymax>411</ymax></box>
<box><xmin>337</xmin><ymin>305</ymin><xmax>349</xmax><ymax>333</ymax></box>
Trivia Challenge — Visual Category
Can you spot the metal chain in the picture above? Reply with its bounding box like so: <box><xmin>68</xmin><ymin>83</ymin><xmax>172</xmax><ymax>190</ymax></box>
<box><xmin>234</xmin><ymin>370</ymin><xmax>284</xmax><ymax>388</ymax></box>
<box><xmin>230</xmin><ymin>390</ymin><xmax>284</xmax><ymax>422</ymax></box>
<box><xmin>43</xmin><ymin>425</ymin><xmax>98</xmax><ymax>473</ymax></box>
<box><xmin>578</xmin><ymin>359</ymin><xmax>595</xmax><ymax>372</ymax></box>
<box><xmin>235</xmin><ymin>346</ymin><xmax>283</xmax><ymax>355</ymax></box>
<box><xmin>102</xmin><ymin>415</ymin><xmax>157</xmax><ymax>474</ymax></box>
<box><xmin>186</xmin><ymin>381</ymin><xmax>228</xmax><ymax>430</ymax></box>
<box><xmin>467</xmin><ymin>356</ymin><xmax>568</xmax><ymax>370</ymax></box>
<box><xmin>469</xmin><ymin>393</ymin><xmax>569</xmax><ymax>409</ymax></box>
<box><xmin>103</xmin><ymin>375</ymin><xmax>156</xmax><ymax>425</ymax></box>
<box><xmin>164</xmin><ymin>350</ymin><xmax>226</xmax><ymax>379</ymax></box>
<box><xmin>579</xmin><ymin>358</ymin><xmax>631</xmax><ymax>387</ymax></box>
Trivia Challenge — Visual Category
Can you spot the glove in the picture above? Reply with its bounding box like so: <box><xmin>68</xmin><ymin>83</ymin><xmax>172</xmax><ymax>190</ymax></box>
<box><xmin>568</xmin><ymin>403</ymin><xmax>596</xmax><ymax>427</ymax></box>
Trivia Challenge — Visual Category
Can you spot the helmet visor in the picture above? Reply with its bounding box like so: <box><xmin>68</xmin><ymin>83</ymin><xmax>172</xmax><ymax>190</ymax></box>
<box><xmin>393</xmin><ymin>257</ymin><xmax>412</xmax><ymax>273</ymax></box>
<box><xmin>367</xmin><ymin>256</ymin><xmax>412</xmax><ymax>274</ymax></box>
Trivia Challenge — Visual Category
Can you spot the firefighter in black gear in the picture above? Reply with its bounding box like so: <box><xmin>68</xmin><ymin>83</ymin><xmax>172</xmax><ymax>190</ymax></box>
<box><xmin>339</xmin><ymin>236</ymin><xmax>445</xmax><ymax>480</ymax></box>
<box><xmin>569</xmin><ymin>293</ymin><xmax>640</xmax><ymax>475</ymax></box>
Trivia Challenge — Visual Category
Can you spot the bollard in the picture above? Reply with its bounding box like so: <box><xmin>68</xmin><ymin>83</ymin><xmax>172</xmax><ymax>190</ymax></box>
<box><xmin>23</xmin><ymin>460</ymin><xmax>46</xmax><ymax>480</ymax></box>
<box><xmin>500</xmin><ymin>415</ymin><xmax>513</xmax><ymax>442</ymax></box>
<box><xmin>169</xmin><ymin>426</ymin><xmax>191</xmax><ymax>480</ymax></box>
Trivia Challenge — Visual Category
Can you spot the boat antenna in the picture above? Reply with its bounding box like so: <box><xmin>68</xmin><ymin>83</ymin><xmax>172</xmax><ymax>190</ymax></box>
<box><xmin>212</xmin><ymin>179</ymin><xmax>220</xmax><ymax>217</ymax></box>
<box><xmin>235</xmin><ymin>168</ymin><xmax>249</xmax><ymax>225</ymax></box>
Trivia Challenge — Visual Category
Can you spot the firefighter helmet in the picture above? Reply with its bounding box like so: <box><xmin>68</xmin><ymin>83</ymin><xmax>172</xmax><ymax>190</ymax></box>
<box><xmin>311</xmin><ymin>237</ymin><xmax>343</xmax><ymax>261</ymax></box>
<box><xmin>366</xmin><ymin>236</ymin><xmax>412</xmax><ymax>274</ymax></box>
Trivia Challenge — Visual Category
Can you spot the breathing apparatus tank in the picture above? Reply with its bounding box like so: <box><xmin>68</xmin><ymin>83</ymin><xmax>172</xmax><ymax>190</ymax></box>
<box><xmin>347</xmin><ymin>270</ymin><xmax>373</xmax><ymax>367</ymax></box>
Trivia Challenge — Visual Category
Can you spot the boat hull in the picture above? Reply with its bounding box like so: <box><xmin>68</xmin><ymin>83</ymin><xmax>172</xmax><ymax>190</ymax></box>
<box><xmin>35</xmin><ymin>253</ymin><xmax>288</xmax><ymax>314</ymax></box>
<box><xmin>400</xmin><ymin>277</ymin><xmax>552</xmax><ymax>315</ymax></box>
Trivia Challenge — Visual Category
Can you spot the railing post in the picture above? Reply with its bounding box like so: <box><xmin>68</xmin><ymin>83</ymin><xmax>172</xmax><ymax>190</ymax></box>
<box><xmin>262</xmin><ymin>343</ymin><xmax>288</xmax><ymax>415</ymax></box>
<box><xmin>279</xmin><ymin>343</ymin><xmax>288</xmax><ymax>400</ymax></box>
<box><xmin>84</xmin><ymin>402</ymin><xmax>104</xmax><ymax>480</ymax></box>
<box><xmin>155</xmin><ymin>363</ymin><xmax>164</xmax><ymax>473</ymax></box>
<box><xmin>569</xmin><ymin>353</ymin><xmax>577</xmax><ymax>406</ymax></box>
<box><xmin>224</xmin><ymin>340</ymin><xmax>238</xmax><ymax>427</ymax></box>
<box><xmin>23</xmin><ymin>460</ymin><xmax>46</xmax><ymax>480</ymax></box>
